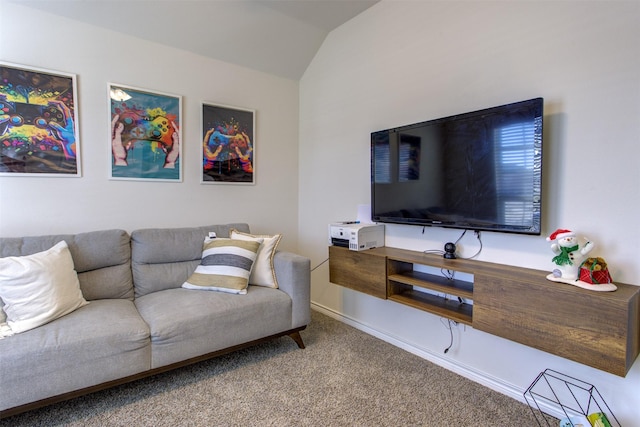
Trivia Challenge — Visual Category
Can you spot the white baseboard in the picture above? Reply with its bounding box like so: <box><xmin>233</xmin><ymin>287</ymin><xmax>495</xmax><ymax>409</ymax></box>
<box><xmin>311</xmin><ymin>302</ymin><xmax>564</xmax><ymax>420</ymax></box>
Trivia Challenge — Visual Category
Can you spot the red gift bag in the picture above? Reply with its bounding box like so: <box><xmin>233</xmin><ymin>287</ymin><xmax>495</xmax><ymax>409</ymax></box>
<box><xmin>579</xmin><ymin>258</ymin><xmax>613</xmax><ymax>284</ymax></box>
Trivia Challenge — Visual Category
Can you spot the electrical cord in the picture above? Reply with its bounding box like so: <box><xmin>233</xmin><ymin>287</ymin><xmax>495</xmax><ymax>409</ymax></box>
<box><xmin>423</xmin><ymin>249</ymin><xmax>444</xmax><ymax>255</ymax></box>
<box><xmin>441</xmin><ymin>268</ymin><xmax>455</xmax><ymax>280</ymax></box>
<box><xmin>457</xmin><ymin>230</ymin><xmax>483</xmax><ymax>260</ymax></box>
<box><xmin>442</xmin><ymin>318</ymin><xmax>455</xmax><ymax>354</ymax></box>
<box><xmin>422</xmin><ymin>229</ymin><xmax>483</xmax><ymax>259</ymax></box>
<box><xmin>423</xmin><ymin>229</ymin><xmax>482</xmax><ymax>278</ymax></box>
<box><xmin>454</xmin><ymin>229</ymin><xmax>467</xmax><ymax>245</ymax></box>
<box><xmin>311</xmin><ymin>258</ymin><xmax>329</xmax><ymax>272</ymax></box>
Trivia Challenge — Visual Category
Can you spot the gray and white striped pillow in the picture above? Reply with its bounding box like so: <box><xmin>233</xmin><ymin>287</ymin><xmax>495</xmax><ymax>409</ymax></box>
<box><xmin>182</xmin><ymin>238</ymin><xmax>262</xmax><ymax>294</ymax></box>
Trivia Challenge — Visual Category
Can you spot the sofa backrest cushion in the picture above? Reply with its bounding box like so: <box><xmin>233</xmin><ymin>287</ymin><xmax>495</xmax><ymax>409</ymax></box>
<box><xmin>0</xmin><ymin>229</ymin><xmax>133</xmax><ymax>301</ymax></box>
<box><xmin>130</xmin><ymin>224</ymin><xmax>250</xmax><ymax>298</ymax></box>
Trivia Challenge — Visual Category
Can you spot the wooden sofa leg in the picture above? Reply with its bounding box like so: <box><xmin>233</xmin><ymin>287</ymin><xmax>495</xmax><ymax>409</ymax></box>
<box><xmin>289</xmin><ymin>331</ymin><xmax>305</xmax><ymax>349</ymax></box>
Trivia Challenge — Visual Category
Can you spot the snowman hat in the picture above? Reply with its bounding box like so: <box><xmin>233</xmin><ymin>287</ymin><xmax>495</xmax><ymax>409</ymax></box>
<box><xmin>547</xmin><ymin>229</ymin><xmax>575</xmax><ymax>241</ymax></box>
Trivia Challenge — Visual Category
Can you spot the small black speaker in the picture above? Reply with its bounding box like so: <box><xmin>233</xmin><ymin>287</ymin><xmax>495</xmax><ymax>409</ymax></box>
<box><xmin>443</xmin><ymin>242</ymin><xmax>456</xmax><ymax>259</ymax></box>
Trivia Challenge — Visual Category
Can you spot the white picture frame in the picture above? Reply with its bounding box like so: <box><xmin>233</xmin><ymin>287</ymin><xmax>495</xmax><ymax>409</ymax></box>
<box><xmin>201</xmin><ymin>102</ymin><xmax>255</xmax><ymax>185</ymax></box>
<box><xmin>108</xmin><ymin>83</ymin><xmax>182</xmax><ymax>182</ymax></box>
<box><xmin>0</xmin><ymin>62</ymin><xmax>81</xmax><ymax>177</ymax></box>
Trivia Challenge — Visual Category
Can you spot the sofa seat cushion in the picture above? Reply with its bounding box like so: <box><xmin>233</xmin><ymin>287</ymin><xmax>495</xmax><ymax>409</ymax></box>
<box><xmin>135</xmin><ymin>286</ymin><xmax>292</xmax><ymax>369</ymax></box>
<box><xmin>0</xmin><ymin>299</ymin><xmax>150</xmax><ymax>412</ymax></box>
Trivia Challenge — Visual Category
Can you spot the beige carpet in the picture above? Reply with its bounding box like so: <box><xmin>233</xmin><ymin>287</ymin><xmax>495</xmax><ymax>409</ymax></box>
<box><xmin>1</xmin><ymin>310</ymin><xmax>545</xmax><ymax>426</ymax></box>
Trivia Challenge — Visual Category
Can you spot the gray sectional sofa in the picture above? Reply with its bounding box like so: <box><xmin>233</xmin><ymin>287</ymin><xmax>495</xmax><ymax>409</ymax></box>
<box><xmin>0</xmin><ymin>224</ymin><xmax>311</xmax><ymax>418</ymax></box>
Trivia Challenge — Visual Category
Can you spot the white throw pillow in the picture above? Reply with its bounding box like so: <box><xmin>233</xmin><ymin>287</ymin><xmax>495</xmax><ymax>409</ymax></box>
<box><xmin>182</xmin><ymin>238</ymin><xmax>262</xmax><ymax>294</ymax></box>
<box><xmin>0</xmin><ymin>300</ymin><xmax>10</xmax><ymax>339</ymax></box>
<box><xmin>230</xmin><ymin>229</ymin><xmax>282</xmax><ymax>288</ymax></box>
<box><xmin>0</xmin><ymin>241</ymin><xmax>89</xmax><ymax>335</ymax></box>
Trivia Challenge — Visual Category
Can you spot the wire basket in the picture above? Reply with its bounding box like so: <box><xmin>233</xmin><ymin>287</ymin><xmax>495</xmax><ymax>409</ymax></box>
<box><xmin>524</xmin><ymin>369</ymin><xmax>620</xmax><ymax>427</ymax></box>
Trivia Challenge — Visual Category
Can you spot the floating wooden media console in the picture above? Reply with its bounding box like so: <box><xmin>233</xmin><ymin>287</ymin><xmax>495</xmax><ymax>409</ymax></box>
<box><xmin>328</xmin><ymin>245</ymin><xmax>640</xmax><ymax>377</ymax></box>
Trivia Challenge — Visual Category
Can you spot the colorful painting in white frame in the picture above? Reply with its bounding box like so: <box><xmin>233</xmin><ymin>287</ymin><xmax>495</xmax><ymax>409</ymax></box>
<box><xmin>0</xmin><ymin>62</ymin><xmax>81</xmax><ymax>176</ymax></box>
<box><xmin>109</xmin><ymin>83</ymin><xmax>182</xmax><ymax>182</ymax></box>
<box><xmin>201</xmin><ymin>102</ymin><xmax>255</xmax><ymax>184</ymax></box>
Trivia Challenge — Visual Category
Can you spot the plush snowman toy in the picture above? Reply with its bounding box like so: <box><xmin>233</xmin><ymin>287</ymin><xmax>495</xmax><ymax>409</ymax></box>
<box><xmin>545</xmin><ymin>228</ymin><xmax>617</xmax><ymax>291</ymax></box>
<box><xmin>546</xmin><ymin>229</ymin><xmax>594</xmax><ymax>280</ymax></box>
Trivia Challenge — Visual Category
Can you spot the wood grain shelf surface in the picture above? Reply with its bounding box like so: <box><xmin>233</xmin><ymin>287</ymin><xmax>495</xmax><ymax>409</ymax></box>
<box><xmin>388</xmin><ymin>271</ymin><xmax>473</xmax><ymax>299</ymax></box>
<box><xmin>328</xmin><ymin>245</ymin><xmax>640</xmax><ymax>376</ymax></box>
<box><xmin>328</xmin><ymin>245</ymin><xmax>387</xmax><ymax>298</ymax></box>
<box><xmin>387</xmin><ymin>290</ymin><xmax>473</xmax><ymax>325</ymax></box>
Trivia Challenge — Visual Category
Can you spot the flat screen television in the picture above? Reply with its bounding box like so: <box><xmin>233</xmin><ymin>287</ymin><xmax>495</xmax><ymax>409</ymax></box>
<box><xmin>371</xmin><ymin>98</ymin><xmax>543</xmax><ymax>235</ymax></box>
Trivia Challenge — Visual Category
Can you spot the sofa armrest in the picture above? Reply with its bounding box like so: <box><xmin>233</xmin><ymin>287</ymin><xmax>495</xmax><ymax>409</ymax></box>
<box><xmin>273</xmin><ymin>251</ymin><xmax>310</xmax><ymax>329</ymax></box>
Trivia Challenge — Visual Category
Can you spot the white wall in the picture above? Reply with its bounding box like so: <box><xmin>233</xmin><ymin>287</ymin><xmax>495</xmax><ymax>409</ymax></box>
<box><xmin>0</xmin><ymin>1</ymin><xmax>300</xmax><ymax>251</ymax></box>
<box><xmin>300</xmin><ymin>0</ymin><xmax>640</xmax><ymax>422</ymax></box>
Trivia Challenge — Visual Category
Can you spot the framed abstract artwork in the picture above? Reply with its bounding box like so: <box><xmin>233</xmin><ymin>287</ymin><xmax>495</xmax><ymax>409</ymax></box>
<box><xmin>0</xmin><ymin>62</ymin><xmax>81</xmax><ymax>176</ymax></box>
<box><xmin>109</xmin><ymin>83</ymin><xmax>182</xmax><ymax>182</ymax></box>
<box><xmin>201</xmin><ymin>102</ymin><xmax>255</xmax><ymax>184</ymax></box>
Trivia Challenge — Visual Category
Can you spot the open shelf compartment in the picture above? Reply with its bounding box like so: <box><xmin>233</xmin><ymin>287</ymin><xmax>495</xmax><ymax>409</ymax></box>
<box><xmin>386</xmin><ymin>257</ymin><xmax>474</xmax><ymax>325</ymax></box>
<box><xmin>388</xmin><ymin>270</ymin><xmax>473</xmax><ymax>299</ymax></box>
<box><xmin>387</xmin><ymin>289</ymin><xmax>473</xmax><ymax>325</ymax></box>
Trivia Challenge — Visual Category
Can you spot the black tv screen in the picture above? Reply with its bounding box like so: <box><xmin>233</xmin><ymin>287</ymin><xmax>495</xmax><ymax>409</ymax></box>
<box><xmin>371</xmin><ymin>98</ymin><xmax>543</xmax><ymax>235</ymax></box>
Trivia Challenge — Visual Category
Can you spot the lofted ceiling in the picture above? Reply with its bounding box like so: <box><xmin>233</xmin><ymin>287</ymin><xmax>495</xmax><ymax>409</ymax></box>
<box><xmin>12</xmin><ymin>0</ymin><xmax>380</xmax><ymax>80</ymax></box>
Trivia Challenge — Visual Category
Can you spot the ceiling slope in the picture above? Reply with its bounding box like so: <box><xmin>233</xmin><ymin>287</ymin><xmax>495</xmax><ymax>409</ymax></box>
<box><xmin>12</xmin><ymin>0</ymin><xmax>379</xmax><ymax>80</ymax></box>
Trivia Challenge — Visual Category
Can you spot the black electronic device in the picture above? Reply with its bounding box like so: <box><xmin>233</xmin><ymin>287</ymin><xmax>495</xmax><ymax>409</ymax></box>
<box><xmin>443</xmin><ymin>242</ymin><xmax>457</xmax><ymax>259</ymax></box>
<box><xmin>371</xmin><ymin>98</ymin><xmax>543</xmax><ymax>235</ymax></box>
